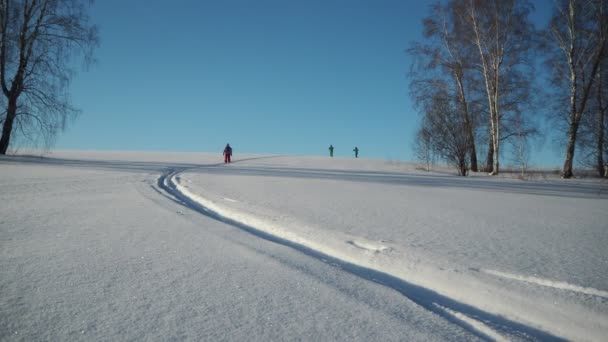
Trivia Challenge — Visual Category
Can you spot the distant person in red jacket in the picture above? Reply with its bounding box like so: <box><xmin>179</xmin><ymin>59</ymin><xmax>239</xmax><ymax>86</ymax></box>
<box><xmin>223</xmin><ymin>143</ymin><xmax>232</xmax><ymax>163</ymax></box>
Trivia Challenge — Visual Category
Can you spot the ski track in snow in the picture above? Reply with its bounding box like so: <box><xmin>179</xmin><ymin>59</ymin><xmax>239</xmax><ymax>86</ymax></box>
<box><xmin>482</xmin><ymin>269</ymin><xmax>608</xmax><ymax>298</ymax></box>
<box><xmin>433</xmin><ymin>304</ymin><xmax>508</xmax><ymax>342</ymax></box>
<box><xmin>156</xmin><ymin>167</ymin><xmax>567</xmax><ymax>341</ymax></box>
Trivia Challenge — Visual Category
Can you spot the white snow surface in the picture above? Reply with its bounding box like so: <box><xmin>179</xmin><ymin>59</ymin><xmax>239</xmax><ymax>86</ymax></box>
<box><xmin>1</xmin><ymin>151</ymin><xmax>607</xmax><ymax>341</ymax></box>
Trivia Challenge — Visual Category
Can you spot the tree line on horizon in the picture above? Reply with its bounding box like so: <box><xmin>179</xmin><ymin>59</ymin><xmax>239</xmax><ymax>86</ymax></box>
<box><xmin>409</xmin><ymin>0</ymin><xmax>607</xmax><ymax>178</ymax></box>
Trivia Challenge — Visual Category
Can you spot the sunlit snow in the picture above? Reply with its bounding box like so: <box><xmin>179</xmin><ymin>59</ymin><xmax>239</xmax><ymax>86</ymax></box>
<box><xmin>1</xmin><ymin>150</ymin><xmax>606</xmax><ymax>341</ymax></box>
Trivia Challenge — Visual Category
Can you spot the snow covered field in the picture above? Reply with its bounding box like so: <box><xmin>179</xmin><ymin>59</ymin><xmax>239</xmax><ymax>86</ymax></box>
<box><xmin>1</xmin><ymin>151</ymin><xmax>607</xmax><ymax>341</ymax></box>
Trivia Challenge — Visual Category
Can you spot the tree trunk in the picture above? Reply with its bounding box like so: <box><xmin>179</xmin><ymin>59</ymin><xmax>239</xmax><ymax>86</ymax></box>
<box><xmin>489</xmin><ymin>123</ymin><xmax>499</xmax><ymax>175</ymax></box>
<box><xmin>455</xmin><ymin>75</ymin><xmax>478</xmax><ymax>172</ymax></box>
<box><xmin>598</xmin><ymin>81</ymin><xmax>605</xmax><ymax>177</ymax></box>
<box><xmin>467</xmin><ymin>131</ymin><xmax>478</xmax><ymax>172</ymax></box>
<box><xmin>490</xmin><ymin>62</ymin><xmax>500</xmax><ymax>176</ymax></box>
<box><xmin>597</xmin><ymin>22</ymin><xmax>606</xmax><ymax>177</ymax></box>
<box><xmin>485</xmin><ymin>134</ymin><xmax>494</xmax><ymax>173</ymax></box>
<box><xmin>466</xmin><ymin>123</ymin><xmax>478</xmax><ymax>172</ymax></box>
<box><xmin>491</xmin><ymin>105</ymin><xmax>500</xmax><ymax>175</ymax></box>
<box><xmin>563</xmin><ymin>120</ymin><xmax>578</xmax><ymax>178</ymax></box>
<box><xmin>0</xmin><ymin>96</ymin><xmax>17</xmax><ymax>154</ymax></box>
<box><xmin>458</xmin><ymin>158</ymin><xmax>467</xmax><ymax>176</ymax></box>
<box><xmin>492</xmin><ymin>137</ymin><xmax>499</xmax><ymax>174</ymax></box>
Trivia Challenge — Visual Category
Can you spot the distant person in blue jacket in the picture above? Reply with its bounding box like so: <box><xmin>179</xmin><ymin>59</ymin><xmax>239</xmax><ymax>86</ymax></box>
<box><xmin>223</xmin><ymin>143</ymin><xmax>232</xmax><ymax>163</ymax></box>
<box><xmin>353</xmin><ymin>147</ymin><xmax>359</xmax><ymax>158</ymax></box>
<box><xmin>329</xmin><ymin>144</ymin><xmax>334</xmax><ymax>157</ymax></box>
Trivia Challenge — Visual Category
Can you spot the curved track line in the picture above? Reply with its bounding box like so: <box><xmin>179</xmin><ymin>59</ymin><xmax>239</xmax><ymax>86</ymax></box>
<box><xmin>483</xmin><ymin>269</ymin><xmax>608</xmax><ymax>298</ymax></box>
<box><xmin>157</xmin><ymin>168</ymin><xmax>565</xmax><ymax>341</ymax></box>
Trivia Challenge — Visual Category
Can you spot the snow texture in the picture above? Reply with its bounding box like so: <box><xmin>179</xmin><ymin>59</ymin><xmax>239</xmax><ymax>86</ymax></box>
<box><xmin>1</xmin><ymin>151</ymin><xmax>607</xmax><ymax>341</ymax></box>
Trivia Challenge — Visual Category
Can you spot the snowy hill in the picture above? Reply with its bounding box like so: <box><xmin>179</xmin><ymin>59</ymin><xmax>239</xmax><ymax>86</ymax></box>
<box><xmin>1</xmin><ymin>151</ymin><xmax>606</xmax><ymax>341</ymax></box>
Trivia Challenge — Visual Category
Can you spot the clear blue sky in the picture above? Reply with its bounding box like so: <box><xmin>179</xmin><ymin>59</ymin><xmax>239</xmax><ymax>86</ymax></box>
<box><xmin>57</xmin><ymin>0</ymin><xmax>558</xmax><ymax>165</ymax></box>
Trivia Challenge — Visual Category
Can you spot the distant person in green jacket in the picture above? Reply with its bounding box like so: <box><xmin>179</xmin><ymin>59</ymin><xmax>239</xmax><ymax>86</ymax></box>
<box><xmin>329</xmin><ymin>144</ymin><xmax>334</xmax><ymax>157</ymax></box>
<box><xmin>353</xmin><ymin>147</ymin><xmax>359</xmax><ymax>158</ymax></box>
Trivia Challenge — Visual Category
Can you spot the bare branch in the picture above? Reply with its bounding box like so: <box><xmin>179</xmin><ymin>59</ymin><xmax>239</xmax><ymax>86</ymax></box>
<box><xmin>0</xmin><ymin>0</ymin><xmax>97</xmax><ymax>154</ymax></box>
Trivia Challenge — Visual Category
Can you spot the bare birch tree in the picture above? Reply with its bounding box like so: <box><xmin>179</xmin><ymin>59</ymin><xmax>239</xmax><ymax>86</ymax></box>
<box><xmin>591</xmin><ymin>1</ymin><xmax>608</xmax><ymax>177</ymax></box>
<box><xmin>420</xmin><ymin>2</ymin><xmax>480</xmax><ymax>172</ymax></box>
<box><xmin>0</xmin><ymin>0</ymin><xmax>97</xmax><ymax>154</ymax></box>
<box><xmin>574</xmin><ymin>53</ymin><xmax>607</xmax><ymax>177</ymax></box>
<box><xmin>409</xmin><ymin>1</ymin><xmax>487</xmax><ymax>175</ymax></box>
<box><xmin>546</xmin><ymin>0</ymin><xmax>607</xmax><ymax>178</ymax></box>
<box><xmin>461</xmin><ymin>0</ymin><xmax>536</xmax><ymax>175</ymax></box>
<box><xmin>410</xmin><ymin>77</ymin><xmax>470</xmax><ymax>176</ymax></box>
<box><xmin>426</xmin><ymin>92</ymin><xmax>470</xmax><ymax>176</ymax></box>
